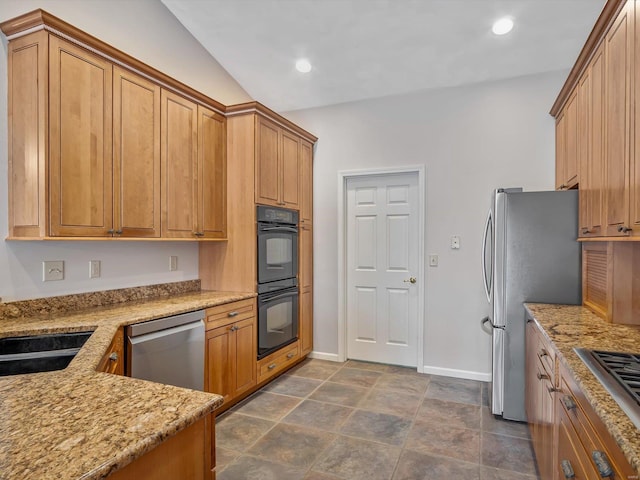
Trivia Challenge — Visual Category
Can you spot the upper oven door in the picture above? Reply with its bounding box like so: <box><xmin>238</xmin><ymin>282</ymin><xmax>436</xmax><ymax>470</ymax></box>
<box><xmin>258</xmin><ymin>223</ymin><xmax>298</xmax><ymax>284</ymax></box>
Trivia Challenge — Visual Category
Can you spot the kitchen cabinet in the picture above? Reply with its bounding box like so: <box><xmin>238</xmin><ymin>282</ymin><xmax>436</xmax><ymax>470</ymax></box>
<box><xmin>526</xmin><ymin>319</ymin><xmax>636</xmax><ymax>479</ymax></box>
<box><xmin>2</xmin><ymin>11</ymin><xmax>226</xmax><ymax>240</ymax></box>
<box><xmin>604</xmin><ymin>1</ymin><xmax>635</xmax><ymax>237</ymax></box>
<box><xmin>299</xmin><ymin>224</ymin><xmax>313</xmax><ymax>356</ymax></box>
<box><xmin>256</xmin><ymin>116</ymin><xmax>300</xmax><ymax>209</ymax></box>
<box><xmin>108</xmin><ymin>413</ymin><xmax>214</xmax><ymax>480</ymax></box>
<box><xmin>525</xmin><ymin>320</ymin><xmax>556</xmax><ymax>480</ymax></box>
<box><xmin>97</xmin><ymin>327</ymin><xmax>124</xmax><ymax>375</ymax></box>
<box><xmin>257</xmin><ymin>340</ymin><xmax>299</xmax><ymax>384</ymax></box>
<box><xmin>300</xmin><ymin>139</ymin><xmax>313</xmax><ymax>225</ymax></box>
<box><xmin>555</xmin><ymin>91</ymin><xmax>579</xmax><ymax>191</ymax></box>
<box><xmin>204</xmin><ymin>299</ymin><xmax>256</xmax><ymax>407</ymax></box>
<box><xmin>578</xmin><ymin>44</ymin><xmax>606</xmax><ymax>238</ymax></box>
<box><xmin>161</xmin><ymin>91</ymin><xmax>227</xmax><ymax>240</ymax></box>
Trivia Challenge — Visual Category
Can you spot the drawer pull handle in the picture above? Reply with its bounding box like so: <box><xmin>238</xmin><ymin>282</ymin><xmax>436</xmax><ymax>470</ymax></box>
<box><xmin>581</xmin><ymin>228</ymin><xmax>592</xmax><ymax>235</ymax></box>
<box><xmin>109</xmin><ymin>352</ymin><xmax>118</xmax><ymax>362</ymax></box>
<box><xmin>287</xmin><ymin>353</ymin><xmax>295</xmax><ymax>359</ymax></box>
<box><xmin>537</xmin><ymin>372</ymin><xmax>549</xmax><ymax>381</ymax></box>
<box><xmin>562</xmin><ymin>395</ymin><xmax>577</xmax><ymax>411</ymax></box>
<box><xmin>540</xmin><ymin>349</ymin><xmax>549</xmax><ymax>357</ymax></box>
<box><xmin>228</xmin><ymin>311</ymin><xmax>239</xmax><ymax>317</ymax></box>
<box><xmin>229</xmin><ymin>325</ymin><xmax>239</xmax><ymax>332</ymax></box>
<box><xmin>268</xmin><ymin>363</ymin><xmax>277</xmax><ymax>370</ymax></box>
<box><xmin>618</xmin><ymin>225</ymin><xmax>632</xmax><ymax>234</ymax></box>
<box><xmin>592</xmin><ymin>451</ymin><xmax>613</xmax><ymax>478</ymax></box>
<box><xmin>561</xmin><ymin>460</ymin><xmax>575</xmax><ymax>478</ymax></box>
<box><xmin>547</xmin><ymin>386</ymin><xmax>559</xmax><ymax>393</ymax></box>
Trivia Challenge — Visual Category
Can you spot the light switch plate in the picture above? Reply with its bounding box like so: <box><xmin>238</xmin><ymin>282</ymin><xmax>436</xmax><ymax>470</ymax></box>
<box><xmin>451</xmin><ymin>235</ymin><xmax>460</xmax><ymax>249</ymax></box>
<box><xmin>89</xmin><ymin>260</ymin><xmax>101</xmax><ymax>278</ymax></box>
<box><xmin>43</xmin><ymin>260</ymin><xmax>64</xmax><ymax>281</ymax></box>
<box><xmin>169</xmin><ymin>256</ymin><xmax>178</xmax><ymax>271</ymax></box>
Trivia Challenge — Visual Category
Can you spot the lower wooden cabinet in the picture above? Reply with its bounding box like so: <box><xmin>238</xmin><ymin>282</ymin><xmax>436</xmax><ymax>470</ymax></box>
<box><xmin>257</xmin><ymin>340</ymin><xmax>299</xmax><ymax>384</ymax></box>
<box><xmin>204</xmin><ymin>299</ymin><xmax>257</xmax><ymax>407</ymax></box>
<box><xmin>526</xmin><ymin>319</ymin><xmax>635</xmax><ymax>480</ymax></box>
<box><xmin>108</xmin><ymin>414</ymin><xmax>214</xmax><ymax>480</ymax></box>
<box><xmin>98</xmin><ymin>328</ymin><xmax>124</xmax><ymax>375</ymax></box>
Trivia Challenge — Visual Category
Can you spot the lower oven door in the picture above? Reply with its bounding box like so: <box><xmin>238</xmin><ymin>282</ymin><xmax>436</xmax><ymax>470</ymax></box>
<box><xmin>258</xmin><ymin>287</ymin><xmax>299</xmax><ymax>359</ymax></box>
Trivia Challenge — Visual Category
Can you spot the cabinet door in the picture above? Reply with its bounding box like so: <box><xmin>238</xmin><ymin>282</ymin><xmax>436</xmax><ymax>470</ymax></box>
<box><xmin>556</xmin><ymin>113</ymin><xmax>567</xmax><ymax>191</ymax></box>
<box><xmin>8</xmin><ymin>31</ymin><xmax>48</xmax><ymax>238</ymax></box>
<box><xmin>233</xmin><ymin>317</ymin><xmax>257</xmax><ymax>397</ymax></box>
<box><xmin>300</xmin><ymin>139</ymin><xmax>313</xmax><ymax>225</ymax></box>
<box><xmin>161</xmin><ymin>90</ymin><xmax>198</xmax><ymax>238</ymax></box>
<box><xmin>113</xmin><ymin>66</ymin><xmax>161</xmax><ymax>238</ymax></box>
<box><xmin>197</xmin><ymin>106</ymin><xmax>227</xmax><ymax>239</ymax></box>
<box><xmin>281</xmin><ymin>130</ymin><xmax>300</xmax><ymax>208</ymax></box>
<box><xmin>49</xmin><ymin>36</ymin><xmax>113</xmax><ymax>236</ymax></box>
<box><xmin>206</xmin><ymin>325</ymin><xmax>233</xmax><ymax>405</ymax></box>
<box><xmin>588</xmin><ymin>45</ymin><xmax>606</xmax><ymax>237</ymax></box>
<box><xmin>604</xmin><ymin>2</ymin><xmax>633</xmax><ymax>236</ymax></box>
<box><xmin>256</xmin><ymin>117</ymin><xmax>280</xmax><ymax>206</ymax></box>
<box><xmin>300</xmin><ymin>225</ymin><xmax>313</xmax><ymax>290</ymax></box>
<box><xmin>564</xmin><ymin>91</ymin><xmax>579</xmax><ymax>189</ymax></box>
<box><xmin>299</xmin><ymin>286</ymin><xmax>313</xmax><ymax>356</ymax></box>
<box><xmin>578</xmin><ymin>69</ymin><xmax>591</xmax><ymax>237</ymax></box>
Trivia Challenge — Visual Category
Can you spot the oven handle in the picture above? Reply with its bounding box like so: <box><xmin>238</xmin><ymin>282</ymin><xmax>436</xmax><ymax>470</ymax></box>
<box><xmin>259</xmin><ymin>226</ymin><xmax>298</xmax><ymax>233</ymax></box>
<box><xmin>261</xmin><ymin>291</ymin><xmax>297</xmax><ymax>302</ymax></box>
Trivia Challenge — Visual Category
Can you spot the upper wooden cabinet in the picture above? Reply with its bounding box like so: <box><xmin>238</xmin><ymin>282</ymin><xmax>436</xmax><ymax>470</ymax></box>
<box><xmin>256</xmin><ymin>116</ymin><xmax>300</xmax><ymax>209</ymax></box>
<box><xmin>2</xmin><ymin>10</ymin><xmax>226</xmax><ymax>240</ymax></box>
<box><xmin>300</xmin><ymin>139</ymin><xmax>313</xmax><ymax>225</ymax></box>
<box><xmin>556</xmin><ymin>91</ymin><xmax>579</xmax><ymax>191</ymax></box>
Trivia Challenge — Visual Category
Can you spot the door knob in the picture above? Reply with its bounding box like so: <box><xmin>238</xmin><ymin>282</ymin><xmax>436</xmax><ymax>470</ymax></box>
<box><xmin>403</xmin><ymin>277</ymin><xmax>417</xmax><ymax>284</ymax></box>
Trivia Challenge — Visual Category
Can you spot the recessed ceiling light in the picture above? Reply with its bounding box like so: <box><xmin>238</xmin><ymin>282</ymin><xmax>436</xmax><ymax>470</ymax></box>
<box><xmin>492</xmin><ymin>17</ymin><xmax>514</xmax><ymax>35</ymax></box>
<box><xmin>295</xmin><ymin>58</ymin><xmax>312</xmax><ymax>73</ymax></box>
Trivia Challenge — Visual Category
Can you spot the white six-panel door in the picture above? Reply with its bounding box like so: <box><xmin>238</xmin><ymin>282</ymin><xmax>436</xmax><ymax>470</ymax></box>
<box><xmin>346</xmin><ymin>172</ymin><xmax>419</xmax><ymax>366</ymax></box>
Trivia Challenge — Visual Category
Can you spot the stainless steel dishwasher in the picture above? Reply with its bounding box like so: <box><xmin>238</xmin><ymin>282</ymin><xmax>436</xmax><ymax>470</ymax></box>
<box><xmin>126</xmin><ymin>310</ymin><xmax>205</xmax><ymax>391</ymax></box>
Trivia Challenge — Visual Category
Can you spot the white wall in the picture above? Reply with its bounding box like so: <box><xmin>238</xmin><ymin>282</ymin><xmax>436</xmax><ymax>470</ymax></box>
<box><xmin>0</xmin><ymin>0</ymin><xmax>252</xmax><ymax>301</ymax></box>
<box><xmin>285</xmin><ymin>70</ymin><xmax>568</xmax><ymax>378</ymax></box>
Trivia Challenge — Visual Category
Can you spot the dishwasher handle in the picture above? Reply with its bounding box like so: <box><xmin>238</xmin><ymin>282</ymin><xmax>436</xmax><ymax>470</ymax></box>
<box><xmin>127</xmin><ymin>310</ymin><xmax>205</xmax><ymax>337</ymax></box>
<box><xmin>128</xmin><ymin>320</ymin><xmax>204</xmax><ymax>346</ymax></box>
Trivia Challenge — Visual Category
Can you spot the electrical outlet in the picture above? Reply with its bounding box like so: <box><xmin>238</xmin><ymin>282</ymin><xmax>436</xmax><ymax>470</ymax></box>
<box><xmin>89</xmin><ymin>260</ymin><xmax>101</xmax><ymax>278</ymax></box>
<box><xmin>169</xmin><ymin>256</ymin><xmax>178</xmax><ymax>271</ymax></box>
<box><xmin>428</xmin><ymin>254</ymin><xmax>439</xmax><ymax>267</ymax></box>
<box><xmin>43</xmin><ymin>261</ymin><xmax>64</xmax><ymax>281</ymax></box>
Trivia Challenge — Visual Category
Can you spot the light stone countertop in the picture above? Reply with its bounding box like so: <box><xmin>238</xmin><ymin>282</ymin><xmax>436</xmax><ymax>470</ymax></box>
<box><xmin>525</xmin><ymin>303</ymin><xmax>640</xmax><ymax>476</ymax></box>
<box><xmin>0</xmin><ymin>289</ymin><xmax>256</xmax><ymax>480</ymax></box>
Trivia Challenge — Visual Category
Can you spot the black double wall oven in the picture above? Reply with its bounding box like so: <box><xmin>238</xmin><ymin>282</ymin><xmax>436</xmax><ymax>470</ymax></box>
<box><xmin>257</xmin><ymin>206</ymin><xmax>299</xmax><ymax>359</ymax></box>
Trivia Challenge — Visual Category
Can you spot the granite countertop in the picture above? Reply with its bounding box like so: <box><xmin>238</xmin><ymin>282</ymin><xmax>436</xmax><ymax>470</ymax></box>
<box><xmin>525</xmin><ymin>303</ymin><xmax>640</xmax><ymax>475</ymax></box>
<box><xmin>0</xmin><ymin>288</ymin><xmax>256</xmax><ymax>480</ymax></box>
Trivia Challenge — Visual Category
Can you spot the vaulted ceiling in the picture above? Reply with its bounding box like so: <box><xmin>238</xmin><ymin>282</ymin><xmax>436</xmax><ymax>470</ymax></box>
<box><xmin>162</xmin><ymin>0</ymin><xmax>606</xmax><ymax>112</ymax></box>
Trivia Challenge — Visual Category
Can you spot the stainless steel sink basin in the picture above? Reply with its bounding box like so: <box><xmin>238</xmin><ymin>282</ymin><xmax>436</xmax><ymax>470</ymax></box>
<box><xmin>0</xmin><ymin>331</ymin><xmax>93</xmax><ymax>376</ymax></box>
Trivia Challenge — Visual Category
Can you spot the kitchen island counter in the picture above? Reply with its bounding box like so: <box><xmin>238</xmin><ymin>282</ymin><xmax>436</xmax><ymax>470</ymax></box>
<box><xmin>525</xmin><ymin>303</ymin><xmax>640</xmax><ymax>476</ymax></box>
<box><xmin>0</xmin><ymin>285</ymin><xmax>256</xmax><ymax>479</ymax></box>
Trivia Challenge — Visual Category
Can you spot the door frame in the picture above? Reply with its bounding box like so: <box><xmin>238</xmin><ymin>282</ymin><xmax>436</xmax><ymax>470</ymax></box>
<box><xmin>337</xmin><ymin>166</ymin><xmax>426</xmax><ymax>372</ymax></box>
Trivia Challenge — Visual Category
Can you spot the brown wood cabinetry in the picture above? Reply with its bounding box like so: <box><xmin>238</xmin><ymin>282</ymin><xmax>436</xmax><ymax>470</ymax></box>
<box><xmin>526</xmin><ymin>319</ymin><xmax>636</xmax><ymax>479</ymax></box>
<box><xmin>299</xmin><ymin>223</ymin><xmax>313</xmax><ymax>356</ymax></box>
<box><xmin>2</xmin><ymin>10</ymin><xmax>226</xmax><ymax>241</ymax></box>
<box><xmin>526</xmin><ymin>320</ymin><xmax>557</xmax><ymax>480</ymax></box>
<box><xmin>97</xmin><ymin>328</ymin><xmax>125</xmax><ymax>375</ymax></box>
<box><xmin>300</xmin><ymin>139</ymin><xmax>313</xmax><ymax>225</ymax></box>
<box><xmin>256</xmin><ymin>116</ymin><xmax>300</xmax><ymax>209</ymax></box>
<box><xmin>161</xmin><ymin>92</ymin><xmax>226</xmax><ymax>240</ymax></box>
<box><xmin>108</xmin><ymin>414</ymin><xmax>214</xmax><ymax>480</ymax></box>
<box><xmin>204</xmin><ymin>299</ymin><xmax>256</xmax><ymax>408</ymax></box>
<box><xmin>556</xmin><ymin>92</ymin><xmax>579</xmax><ymax>191</ymax></box>
<box><xmin>257</xmin><ymin>340</ymin><xmax>299</xmax><ymax>384</ymax></box>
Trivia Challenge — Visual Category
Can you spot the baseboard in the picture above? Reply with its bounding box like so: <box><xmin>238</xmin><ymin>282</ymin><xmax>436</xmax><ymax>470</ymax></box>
<box><xmin>422</xmin><ymin>365</ymin><xmax>491</xmax><ymax>382</ymax></box>
<box><xmin>308</xmin><ymin>351</ymin><xmax>341</xmax><ymax>362</ymax></box>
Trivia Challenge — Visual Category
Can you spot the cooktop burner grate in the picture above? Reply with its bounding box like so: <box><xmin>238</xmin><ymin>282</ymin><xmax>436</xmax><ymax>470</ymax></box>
<box><xmin>590</xmin><ymin>350</ymin><xmax>640</xmax><ymax>406</ymax></box>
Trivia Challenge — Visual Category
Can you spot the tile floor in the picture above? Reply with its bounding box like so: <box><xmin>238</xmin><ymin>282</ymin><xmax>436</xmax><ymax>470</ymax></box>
<box><xmin>215</xmin><ymin>358</ymin><xmax>540</xmax><ymax>480</ymax></box>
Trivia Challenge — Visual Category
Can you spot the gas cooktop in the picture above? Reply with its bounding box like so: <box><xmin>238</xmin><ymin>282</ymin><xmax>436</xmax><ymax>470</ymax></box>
<box><xmin>574</xmin><ymin>348</ymin><xmax>640</xmax><ymax>431</ymax></box>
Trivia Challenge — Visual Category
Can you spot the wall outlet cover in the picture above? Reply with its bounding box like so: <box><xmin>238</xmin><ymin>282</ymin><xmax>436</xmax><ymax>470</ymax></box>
<box><xmin>43</xmin><ymin>260</ymin><xmax>64</xmax><ymax>281</ymax></box>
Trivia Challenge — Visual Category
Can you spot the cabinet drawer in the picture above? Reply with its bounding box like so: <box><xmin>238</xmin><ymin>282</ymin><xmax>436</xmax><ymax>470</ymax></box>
<box><xmin>557</xmin><ymin>403</ymin><xmax>598</xmax><ymax>480</ymax></box>
<box><xmin>536</xmin><ymin>335</ymin><xmax>555</xmax><ymax>381</ymax></box>
<box><xmin>257</xmin><ymin>341</ymin><xmax>299</xmax><ymax>383</ymax></box>
<box><xmin>205</xmin><ymin>299</ymin><xmax>255</xmax><ymax>330</ymax></box>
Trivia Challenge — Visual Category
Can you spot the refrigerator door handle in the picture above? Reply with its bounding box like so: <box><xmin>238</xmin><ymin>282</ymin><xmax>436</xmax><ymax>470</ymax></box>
<box><xmin>482</xmin><ymin>209</ymin><xmax>493</xmax><ymax>303</ymax></box>
<box><xmin>481</xmin><ymin>316</ymin><xmax>504</xmax><ymax>335</ymax></box>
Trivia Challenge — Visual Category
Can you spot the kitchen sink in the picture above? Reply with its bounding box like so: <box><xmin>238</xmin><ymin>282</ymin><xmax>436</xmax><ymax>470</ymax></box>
<box><xmin>0</xmin><ymin>331</ymin><xmax>93</xmax><ymax>377</ymax></box>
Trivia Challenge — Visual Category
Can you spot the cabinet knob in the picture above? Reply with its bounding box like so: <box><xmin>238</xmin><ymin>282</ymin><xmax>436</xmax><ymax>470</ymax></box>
<box><xmin>229</xmin><ymin>325</ymin><xmax>239</xmax><ymax>332</ymax></box>
<box><xmin>559</xmin><ymin>184</ymin><xmax>567</xmax><ymax>190</ymax></box>
<box><xmin>581</xmin><ymin>228</ymin><xmax>591</xmax><ymax>235</ymax></box>
<box><xmin>194</xmin><ymin>232</ymin><xmax>205</xmax><ymax>237</ymax></box>
<box><xmin>560</xmin><ymin>459</ymin><xmax>575</xmax><ymax>479</ymax></box>
<box><xmin>115</xmin><ymin>230</ymin><xmax>123</xmax><ymax>235</ymax></box>
<box><xmin>287</xmin><ymin>353</ymin><xmax>295</xmax><ymax>359</ymax></box>
<box><xmin>268</xmin><ymin>363</ymin><xmax>277</xmax><ymax>370</ymax></box>
<box><xmin>617</xmin><ymin>225</ymin><xmax>632</xmax><ymax>233</ymax></box>
<box><xmin>537</xmin><ymin>372</ymin><xmax>549</xmax><ymax>381</ymax></box>
<box><xmin>108</xmin><ymin>352</ymin><xmax>118</xmax><ymax>362</ymax></box>
<box><xmin>562</xmin><ymin>395</ymin><xmax>577</xmax><ymax>411</ymax></box>
<box><xmin>107</xmin><ymin>229</ymin><xmax>115</xmax><ymax>234</ymax></box>
<box><xmin>540</xmin><ymin>349</ymin><xmax>549</xmax><ymax>358</ymax></box>
<box><xmin>592</xmin><ymin>451</ymin><xmax>613</xmax><ymax>478</ymax></box>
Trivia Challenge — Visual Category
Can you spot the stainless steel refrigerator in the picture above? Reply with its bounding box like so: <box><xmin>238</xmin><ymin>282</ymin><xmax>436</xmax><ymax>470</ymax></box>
<box><xmin>481</xmin><ymin>188</ymin><xmax>581</xmax><ymax>422</ymax></box>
